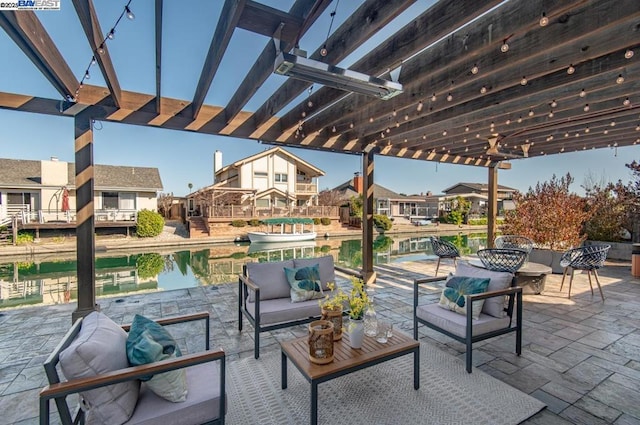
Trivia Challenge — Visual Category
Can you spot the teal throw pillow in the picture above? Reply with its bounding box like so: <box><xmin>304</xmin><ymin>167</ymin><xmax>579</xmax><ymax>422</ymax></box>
<box><xmin>126</xmin><ymin>314</ymin><xmax>188</xmax><ymax>402</ymax></box>
<box><xmin>438</xmin><ymin>276</ymin><xmax>490</xmax><ymax>319</ymax></box>
<box><xmin>284</xmin><ymin>264</ymin><xmax>324</xmax><ymax>303</ymax></box>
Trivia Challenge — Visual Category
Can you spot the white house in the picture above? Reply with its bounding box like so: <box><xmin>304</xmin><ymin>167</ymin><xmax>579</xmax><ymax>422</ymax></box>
<box><xmin>187</xmin><ymin>147</ymin><xmax>325</xmax><ymax>216</ymax></box>
<box><xmin>0</xmin><ymin>157</ymin><xmax>163</xmax><ymax>224</ymax></box>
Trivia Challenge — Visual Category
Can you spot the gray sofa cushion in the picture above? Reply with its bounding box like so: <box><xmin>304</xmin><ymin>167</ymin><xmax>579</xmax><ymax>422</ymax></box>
<box><xmin>294</xmin><ymin>256</ymin><xmax>336</xmax><ymax>290</ymax></box>
<box><xmin>246</xmin><ymin>260</ymin><xmax>294</xmax><ymax>302</ymax></box>
<box><xmin>126</xmin><ymin>362</ymin><xmax>223</xmax><ymax>425</ymax></box>
<box><xmin>59</xmin><ymin>312</ymin><xmax>139</xmax><ymax>425</ymax></box>
<box><xmin>455</xmin><ymin>261</ymin><xmax>514</xmax><ymax>318</ymax></box>
<box><xmin>416</xmin><ymin>303</ymin><xmax>511</xmax><ymax>338</ymax></box>
<box><xmin>246</xmin><ymin>297</ymin><xmax>323</xmax><ymax>326</ymax></box>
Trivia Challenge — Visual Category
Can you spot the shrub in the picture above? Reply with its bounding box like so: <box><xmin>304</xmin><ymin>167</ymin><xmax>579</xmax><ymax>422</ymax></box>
<box><xmin>13</xmin><ymin>231</ymin><xmax>34</xmax><ymax>245</ymax></box>
<box><xmin>320</xmin><ymin>217</ymin><xmax>331</xmax><ymax>226</ymax></box>
<box><xmin>313</xmin><ymin>217</ymin><xmax>321</xmax><ymax>225</ymax></box>
<box><xmin>136</xmin><ymin>253</ymin><xmax>164</xmax><ymax>279</ymax></box>
<box><xmin>468</xmin><ymin>217</ymin><xmax>505</xmax><ymax>226</ymax></box>
<box><xmin>503</xmin><ymin>173</ymin><xmax>590</xmax><ymax>250</ymax></box>
<box><xmin>373</xmin><ymin>214</ymin><xmax>392</xmax><ymax>231</ymax></box>
<box><xmin>231</xmin><ymin>220</ymin><xmax>247</xmax><ymax>227</ymax></box>
<box><xmin>248</xmin><ymin>219</ymin><xmax>260</xmax><ymax>226</ymax></box>
<box><xmin>136</xmin><ymin>209</ymin><xmax>164</xmax><ymax>237</ymax></box>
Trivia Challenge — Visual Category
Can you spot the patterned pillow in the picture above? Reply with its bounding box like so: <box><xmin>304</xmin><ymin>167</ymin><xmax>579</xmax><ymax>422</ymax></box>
<box><xmin>438</xmin><ymin>276</ymin><xmax>490</xmax><ymax>319</ymax></box>
<box><xmin>284</xmin><ymin>264</ymin><xmax>324</xmax><ymax>303</ymax></box>
<box><xmin>126</xmin><ymin>314</ymin><xmax>188</xmax><ymax>402</ymax></box>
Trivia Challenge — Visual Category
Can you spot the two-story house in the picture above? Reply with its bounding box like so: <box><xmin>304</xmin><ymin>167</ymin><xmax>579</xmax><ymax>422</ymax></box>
<box><xmin>0</xmin><ymin>157</ymin><xmax>163</xmax><ymax>226</ymax></box>
<box><xmin>425</xmin><ymin>182</ymin><xmax>518</xmax><ymax>217</ymax></box>
<box><xmin>187</xmin><ymin>147</ymin><xmax>325</xmax><ymax>218</ymax></box>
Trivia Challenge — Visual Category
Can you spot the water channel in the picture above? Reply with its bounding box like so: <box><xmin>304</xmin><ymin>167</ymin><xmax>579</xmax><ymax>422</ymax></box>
<box><xmin>0</xmin><ymin>233</ymin><xmax>487</xmax><ymax>309</ymax></box>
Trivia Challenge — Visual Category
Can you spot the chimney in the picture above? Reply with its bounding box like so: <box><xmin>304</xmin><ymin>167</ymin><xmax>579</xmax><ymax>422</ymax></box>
<box><xmin>213</xmin><ymin>150</ymin><xmax>222</xmax><ymax>183</ymax></box>
<box><xmin>50</xmin><ymin>156</ymin><xmax>58</xmax><ymax>162</ymax></box>
<box><xmin>353</xmin><ymin>172</ymin><xmax>363</xmax><ymax>194</ymax></box>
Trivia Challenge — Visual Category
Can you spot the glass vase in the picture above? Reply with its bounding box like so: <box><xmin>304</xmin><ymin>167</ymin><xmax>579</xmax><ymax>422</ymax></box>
<box><xmin>363</xmin><ymin>302</ymin><xmax>377</xmax><ymax>337</ymax></box>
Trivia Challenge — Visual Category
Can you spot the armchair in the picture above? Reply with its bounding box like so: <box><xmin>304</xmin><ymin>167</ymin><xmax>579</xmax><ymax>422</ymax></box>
<box><xmin>40</xmin><ymin>311</ymin><xmax>225</xmax><ymax>425</ymax></box>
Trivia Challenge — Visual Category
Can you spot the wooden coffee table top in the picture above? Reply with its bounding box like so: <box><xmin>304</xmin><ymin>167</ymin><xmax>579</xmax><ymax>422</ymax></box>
<box><xmin>281</xmin><ymin>328</ymin><xmax>419</xmax><ymax>380</ymax></box>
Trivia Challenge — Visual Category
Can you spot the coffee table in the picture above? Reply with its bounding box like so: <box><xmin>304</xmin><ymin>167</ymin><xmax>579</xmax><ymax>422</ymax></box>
<box><xmin>280</xmin><ymin>329</ymin><xmax>420</xmax><ymax>425</ymax></box>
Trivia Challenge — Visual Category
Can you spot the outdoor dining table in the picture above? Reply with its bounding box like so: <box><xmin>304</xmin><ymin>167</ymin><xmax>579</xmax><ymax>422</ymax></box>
<box><xmin>467</xmin><ymin>258</ymin><xmax>552</xmax><ymax>294</ymax></box>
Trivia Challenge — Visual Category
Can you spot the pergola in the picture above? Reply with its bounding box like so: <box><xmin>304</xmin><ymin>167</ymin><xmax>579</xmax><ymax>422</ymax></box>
<box><xmin>1</xmin><ymin>0</ymin><xmax>638</xmax><ymax>319</ymax></box>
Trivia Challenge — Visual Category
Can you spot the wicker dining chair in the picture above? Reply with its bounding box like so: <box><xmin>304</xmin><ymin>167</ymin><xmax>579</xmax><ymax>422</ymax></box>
<box><xmin>429</xmin><ymin>236</ymin><xmax>460</xmax><ymax>276</ymax></box>
<box><xmin>560</xmin><ymin>244</ymin><xmax>610</xmax><ymax>301</ymax></box>
<box><xmin>477</xmin><ymin>248</ymin><xmax>528</xmax><ymax>273</ymax></box>
<box><xmin>494</xmin><ymin>235</ymin><xmax>534</xmax><ymax>254</ymax></box>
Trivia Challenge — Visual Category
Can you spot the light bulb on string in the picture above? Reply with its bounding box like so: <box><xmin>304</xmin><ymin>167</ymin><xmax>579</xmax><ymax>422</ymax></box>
<box><xmin>505</xmin><ymin>119</ymin><xmax>511</xmax><ymax>125</ymax></box>
<box><xmin>528</xmin><ymin>109</ymin><xmax>534</xmax><ymax>117</ymax></box>
<box><xmin>624</xmin><ymin>98</ymin><xmax>631</xmax><ymax>106</ymax></box>
<box><xmin>446</xmin><ymin>93</ymin><xmax>453</xmax><ymax>102</ymax></box>
<box><xmin>369</xmin><ymin>117</ymin><xmax>374</xmax><ymax>123</ymax></box>
<box><xmin>616</xmin><ymin>74</ymin><xmax>625</xmax><ymax>84</ymax></box>
<box><xmin>404</xmin><ymin>114</ymin><xmax>409</xmax><ymax>121</ymax></box>
<box><xmin>567</xmin><ymin>64</ymin><xmax>575</xmax><ymax>74</ymax></box>
<box><xmin>583</xmin><ymin>104</ymin><xmax>590</xmax><ymax>112</ymax></box>
<box><xmin>107</xmin><ymin>29</ymin><xmax>115</xmax><ymax>39</ymax></box>
<box><xmin>480</xmin><ymin>86</ymin><xmax>487</xmax><ymax>94</ymax></box>
<box><xmin>548</xmin><ymin>111</ymin><xmax>554</xmax><ymax>118</ymax></box>
<box><xmin>392</xmin><ymin>109</ymin><xmax>397</xmax><ymax>117</ymax></box>
<box><xmin>625</xmin><ymin>49</ymin><xmax>634</xmax><ymax>59</ymax></box>
<box><xmin>320</xmin><ymin>44</ymin><xmax>328</xmax><ymax>57</ymax></box>
<box><xmin>517</xmin><ymin>116</ymin><xmax>522</xmax><ymax>123</ymax></box>
<box><xmin>416</xmin><ymin>101</ymin><xmax>423</xmax><ymax>112</ymax></box>
<box><xmin>500</xmin><ymin>40</ymin><xmax>509</xmax><ymax>53</ymax></box>
<box><xmin>579</xmin><ymin>89</ymin><xmax>586</xmax><ymax>97</ymax></box>
<box><xmin>520</xmin><ymin>76</ymin><xmax>528</xmax><ymax>85</ymax></box>
<box><xmin>125</xmin><ymin>6</ymin><xmax>135</xmax><ymax>20</ymax></box>
<box><xmin>471</xmin><ymin>64</ymin><xmax>479</xmax><ymax>74</ymax></box>
<box><xmin>85</xmin><ymin>70</ymin><xmax>90</xmax><ymax>80</ymax></box>
<box><xmin>97</xmin><ymin>44</ymin><xmax>105</xmax><ymax>55</ymax></box>
<box><xmin>431</xmin><ymin>93</ymin><xmax>437</xmax><ymax>102</ymax></box>
<box><xmin>539</xmin><ymin>12</ymin><xmax>549</xmax><ymax>27</ymax></box>
<box><xmin>332</xmin><ymin>126</ymin><xmax>336</xmax><ymax>133</ymax></box>
<box><xmin>90</xmin><ymin>56</ymin><xmax>96</xmax><ymax>66</ymax></box>
<box><xmin>551</xmin><ymin>100</ymin><xmax>557</xmax><ymax>108</ymax></box>
<box><xmin>349</xmin><ymin>122</ymin><xmax>354</xmax><ymax>129</ymax></box>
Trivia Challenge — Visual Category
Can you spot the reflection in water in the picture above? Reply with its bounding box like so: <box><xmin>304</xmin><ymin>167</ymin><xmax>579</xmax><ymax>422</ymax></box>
<box><xmin>0</xmin><ymin>234</ymin><xmax>486</xmax><ymax>308</ymax></box>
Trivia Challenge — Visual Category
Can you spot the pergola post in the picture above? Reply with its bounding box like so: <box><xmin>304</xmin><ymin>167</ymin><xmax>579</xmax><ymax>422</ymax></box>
<box><xmin>72</xmin><ymin>109</ymin><xmax>98</xmax><ymax>323</ymax></box>
<box><xmin>487</xmin><ymin>163</ymin><xmax>499</xmax><ymax>248</ymax></box>
<box><xmin>361</xmin><ymin>144</ymin><xmax>379</xmax><ymax>285</ymax></box>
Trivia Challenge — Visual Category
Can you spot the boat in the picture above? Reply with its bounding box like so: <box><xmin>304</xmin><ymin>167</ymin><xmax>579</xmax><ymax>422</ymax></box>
<box><xmin>247</xmin><ymin>217</ymin><xmax>317</xmax><ymax>243</ymax></box>
<box><xmin>246</xmin><ymin>240</ymin><xmax>317</xmax><ymax>255</ymax></box>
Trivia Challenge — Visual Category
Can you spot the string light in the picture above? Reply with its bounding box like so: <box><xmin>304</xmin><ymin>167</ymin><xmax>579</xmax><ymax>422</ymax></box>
<box><xmin>480</xmin><ymin>86</ymin><xmax>487</xmax><ymax>94</ymax></box>
<box><xmin>74</xmin><ymin>1</ymin><xmax>135</xmax><ymax>101</ymax></box>
<box><xmin>446</xmin><ymin>93</ymin><xmax>453</xmax><ymax>101</ymax></box>
<box><xmin>583</xmin><ymin>104</ymin><xmax>590</xmax><ymax>112</ymax></box>
<box><xmin>539</xmin><ymin>12</ymin><xmax>549</xmax><ymax>27</ymax></box>
<box><xmin>431</xmin><ymin>93</ymin><xmax>437</xmax><ymax>102</ymax></box>
<box><xmin>567</xmin><ymin>64</ymin><xmax>575</xmax><ymax>74</ymax></box>
<box><xmin>528</xmin><ymin>109</ymin><xmax>534</xmax><ymax>116</ymax></box>
<box><xmin>416</xmin><ymin>101</ymin><xmax>423</xmax><ymax>112</ymax></box>
<box><xmin>548</xmin><ymin>111</ymin><xmax>554</xmax><ymax>118</ymax></box>
<box><xmin>623</xmin><ymin>98</ymin><xmax>631</xmax><ymax>106</ymax></box>
<box><xmin>471</xmin><ymin>64</ymin><xmax>479</xmax><ymax>74</ymax></box>
<box><xmin>520</xmin><ymin>76</ymin><xmax>527</xmax><ymax>85</ymax></box>
<box><xmin>625</xmin><ymin>49</ymin><xmax>634</xmax><ymax>59</ymax></box>
<box><xmin>579</xmin><ymin>89</ymin><xmax>586</xmax><ymax>97</ymax></box>
<box><xmin>500</xmin><ymin>40</ymin><xmax>509</xmax><ymax>53</ymax></box>
<box><xmin>616</xmin><ymin>74</ymin><xmax>625</xmax><ymax>84</ymax></box>
<box><xmin>550</xmin><ymin>100</ymin><xmax>557</xmax><ymax>108</ymax></box>
<box><xmin>517</xmin><ymin>116</ymin><xmax>522</xmax><ymax>123</ymax></box>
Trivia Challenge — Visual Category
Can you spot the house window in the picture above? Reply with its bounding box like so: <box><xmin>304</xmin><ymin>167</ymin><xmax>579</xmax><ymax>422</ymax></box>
<box><xmin>102</xmin><ymin>192</ymin><xmax>119</xmax><ymax>209</ymax></box>
<box><xmin>255</xmin><ymin>198</ymin><xmax>269</xmax><ymax>208</ymax></box>
<box><xmin>254</xmin><ymin>171</ymin><xmax>268</xmax><ymax>178</ymax></box>
<box><xmin>274</xmin><ymin>173</ymin><xmax>288</xmax><ymax>182</ymax></box>
<box><xmin>119</xmin><ymin>193</ymin><xmax>135</xmax><ymax>210</ymax></box>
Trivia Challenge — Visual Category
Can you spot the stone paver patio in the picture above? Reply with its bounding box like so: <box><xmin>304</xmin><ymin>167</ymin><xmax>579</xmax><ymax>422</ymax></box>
<box><xmin>0</xmin><ymin>258</ymin><xmax>639</xmax><ymax>424</ymax></box>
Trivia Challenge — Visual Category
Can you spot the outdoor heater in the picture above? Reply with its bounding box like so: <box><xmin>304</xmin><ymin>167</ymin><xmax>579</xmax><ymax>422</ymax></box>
<box><xmin>274</xmin><ymin>51</ymin><xmax>403</xmax><ymax>100</ymax></box>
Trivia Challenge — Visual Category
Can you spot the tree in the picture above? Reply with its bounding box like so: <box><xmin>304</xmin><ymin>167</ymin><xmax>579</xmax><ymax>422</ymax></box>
<box><xmin>188</xmin><ymin>182</ymin><xmax>193</xmax><ymax>191</ymax></box>
<box><xmin>449</xmin><ymin>196</ymin><xmax>470</xmax><ymax>227</ymax></box>
<box><xmin>157</xmin><ymin>192</ymin><xmax>174</xmax><ymax>218</ymax></box>
<box><xmin>349</xmin><ymin>195</ymin><xmax>363</xmax><ymax>217</ymax></box>
<box><xmin>503</xmin><ymin>173</ymin><xmax>590</xmax><ymax>250</ymax></box>
<box><xmin>583</xmin><ymin>180</ymin><xmax>626</xmax><ymax>242</ymax></box>
<box><xmin>317</xmin><ymin>189</ymin><xmax>344</xmax><ymax>206</ymax></box>
<box><xmin>611</xmin><ymin>160</ymin><xmax>640</xmax><ymax>242</ymax></box>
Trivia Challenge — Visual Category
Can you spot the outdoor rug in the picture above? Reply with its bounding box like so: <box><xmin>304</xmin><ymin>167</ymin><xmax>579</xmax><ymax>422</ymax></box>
<box><xmin>225</xmin><ymin>342</ymin><xmax>545</xmax><ymax>424</ymax></box>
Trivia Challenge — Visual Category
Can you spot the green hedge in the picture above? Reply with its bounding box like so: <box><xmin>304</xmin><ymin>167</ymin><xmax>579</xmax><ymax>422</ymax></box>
<box><xmin>231</xmin><ymin>220</ymin><xmax>247</xmax><ymax>227</ymax></box>
<box><xmin>320</xmin><ymin>217</ymin><xmax>331</xmax><ymax>225</ymax></box>
<box><xmin>136</xmin><ymin>210</ymin><xmax>164</xmax><ymax>237</ymax></box>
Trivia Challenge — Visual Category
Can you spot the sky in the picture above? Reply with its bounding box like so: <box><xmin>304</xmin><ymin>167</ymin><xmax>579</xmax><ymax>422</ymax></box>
<box><xmin>0</xmin><ymin>0</ymin><xmax>638</xmax><ymax>197</ymax></box>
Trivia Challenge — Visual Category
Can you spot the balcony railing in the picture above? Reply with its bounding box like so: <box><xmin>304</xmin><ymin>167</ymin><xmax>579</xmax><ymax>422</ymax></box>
<box><xmin>204</xmin><ymin>205</ymin><xmax>338</xmax><ymax>219</ymax></box>
<box><xmin>295</xmin><ymin>183</ymin><xmax>318</xmax><ymax>194</ymax></box>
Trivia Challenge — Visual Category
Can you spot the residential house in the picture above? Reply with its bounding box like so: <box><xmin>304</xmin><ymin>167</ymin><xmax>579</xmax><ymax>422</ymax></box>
<box><xmin>332</xmin><ymin>173</ymin><xmax>433</xmax><ymax>221</ymax></box>
<box><xmin>187</xmin><ymin>147</ymin><xmax>326</xmax><ymax>217</ymax></box>
<box><xmin>426</xmin><ymin>182</ymin><xmax>518</xmax><ymax>217</ymax></box>
<box><xmin>0</xmin><ymin>157</ymin><xmax>163</xmax><ymax>224</ymax></box>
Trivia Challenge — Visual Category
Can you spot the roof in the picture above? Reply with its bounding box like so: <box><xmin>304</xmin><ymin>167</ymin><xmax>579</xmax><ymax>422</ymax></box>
<box><xmin>215</xmin><ymin>147</ymin><xmax>325</xmax><ymax>178</ymax></box>
<box><xmin>0</xmin><ymin>158</ymin><xmax>163</xmax><ymax>191</ymax></box>
<box><xmin>332</xmin><ymin>180</ymin><xmax>424</xmax><ymax>201</ymax></box>
<box><xmin>441</xmin><ymin>182</ymin><xmax>518</xmax><ymax>193</ymax></box>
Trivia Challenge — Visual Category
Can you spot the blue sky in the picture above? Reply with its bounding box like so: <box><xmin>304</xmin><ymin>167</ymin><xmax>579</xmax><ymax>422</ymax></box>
<box><xmin>0</xmin><ymin>0</ymin><xmax>638</xmax><ymax>196</ymax></box>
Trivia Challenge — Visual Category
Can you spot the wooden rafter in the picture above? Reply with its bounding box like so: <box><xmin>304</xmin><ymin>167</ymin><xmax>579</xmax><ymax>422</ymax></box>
<box><xmin>219</xmin><ymin>0</ymin><xmax>329</xmax><ymax>131</ymax></box>
<box><xmin>191</xmin><ymin>0</ymin><xmax>246</xmax><ymax>119</ymax></box>
<box><xmin>232</xmin><ymin>0</ymin><xmax>417</xmax><ymax>137</ymax></box>
<box><xmin>0</xmin><ymin>11</ymin><xmax>78</xmax><ymax>99</ymax></box>
<box><xmin>155</xmin><ymin>0</ymin><xmax>163</xmax><ymax>114</ymax></box>
<box><xmin>72</xmin><ymin>0</ymin><xmax>122</xmax><ymax>107</ymax></box>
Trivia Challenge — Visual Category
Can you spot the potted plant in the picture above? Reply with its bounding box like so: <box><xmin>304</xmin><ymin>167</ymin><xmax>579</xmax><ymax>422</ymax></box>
<box><xmin>345</xmin><ymin>277</ymin><xmax>369</xmax><ymax>349</ymax></box>
<box><xmin>319</xmin><ymin>282</ymin><xmax>348</xmax><ymax>341</ymax></box>
<box><xmin>502</xmin><ymin>173</ymin><xmax>590</xmax><ymax>273</ymax></box>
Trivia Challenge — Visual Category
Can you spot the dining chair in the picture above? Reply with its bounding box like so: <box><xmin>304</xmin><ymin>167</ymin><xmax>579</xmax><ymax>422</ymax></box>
<box><xmin>429</xmin><ymin>236</ymin><xmax>460</xmax><ymax>276</ymax></box>
<box><xmin>560</xmin><ymin>244</ymin><xmax>610</xmax><ymax>301</ymax></box>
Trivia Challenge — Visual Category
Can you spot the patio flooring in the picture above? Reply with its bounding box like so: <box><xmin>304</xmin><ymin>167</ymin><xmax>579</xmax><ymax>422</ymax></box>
<box><xmin>0</xmin><ymin>258</ymin><xmax>639</xmax><ymax>424</ymax></box>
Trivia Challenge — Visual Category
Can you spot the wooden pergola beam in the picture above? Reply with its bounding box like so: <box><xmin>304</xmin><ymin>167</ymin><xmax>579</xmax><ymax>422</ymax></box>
<box><xmin>155</xmin><ymin>0</ymin><xmax>163</xmax><ymax>114</ymax></box>
<box><xmin>218</xmin><ymin>0</ymin><xmax>326</xmax><ymax>131</ymax></box>
<box><xmin>191</xmin><ymin>0</ymin><xmax>246</xmax><ymax>119</ymax></box>
<box><xmin>270</xmin><ymin>0</ymin><xmax>503</xmax><ymax>139</ymax></box>
<box><xmin>232</xmin><ymin>0</ymin><xmax>417</xmax><ymax>136</ymax></box>
<box><xmin>0</xmin><ymin>11</ymin><xmax>78</xmax><ymax>100</ymax></box>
